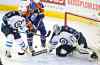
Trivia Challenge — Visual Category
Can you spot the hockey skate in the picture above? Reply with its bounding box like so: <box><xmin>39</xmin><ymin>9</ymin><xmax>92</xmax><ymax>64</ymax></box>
<box><xmin>18</xmin><ymin>52</ymin><xmax>25</xmax><ymax>55</ymax></box>
<box><xmin>18</xmin><ymin>47</ymin><xmax>26</xmax><ymax>55</ymax></box>
<box><xmin>5</xmin><ymin>50</ymin><xmax>12</xmax><ymax>58</ymax></box>
<box><xmin>90</xmin><ymin>52</ymin><xmax>98</xmax><ymax>60</ymax></box>
<box><xmin>29</xmin><ymin>47</ymin><xmax>35</xmax><ymax>56</ymax></box>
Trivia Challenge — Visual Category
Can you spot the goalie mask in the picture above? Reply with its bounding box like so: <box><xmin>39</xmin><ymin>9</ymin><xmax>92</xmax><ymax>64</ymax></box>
<box><xmin>53</xmin><ymin>24</ymin><xmax>61</xmax><ymax>35</ymax></box>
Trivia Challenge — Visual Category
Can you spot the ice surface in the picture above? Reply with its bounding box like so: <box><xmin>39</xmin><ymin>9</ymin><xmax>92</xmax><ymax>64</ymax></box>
<box><xmin>0</xmin><ymin>11</ymin><xmax>100</xmax><ymax>65</ymax></box>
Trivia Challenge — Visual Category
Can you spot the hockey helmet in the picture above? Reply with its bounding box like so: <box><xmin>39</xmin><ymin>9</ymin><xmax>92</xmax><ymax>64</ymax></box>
<box><xmin>53</xmin><ymin>24</ymin><xmax>61</xmax><ymax>34</ymax></box>
<box><xmin>19</xmin><ymin>6</ymin><xmax>28</xmax><ymax>15</ymax></box>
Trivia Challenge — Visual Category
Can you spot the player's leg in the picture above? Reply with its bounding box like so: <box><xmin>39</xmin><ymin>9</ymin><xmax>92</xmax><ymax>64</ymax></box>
<box><xmin>38</xmin><ymin>21</ymin><xmax>46</xmax><ymax>48</ymax></box>
<box><xmin>26</xmin><ymin>31</ymin><xmax>35</xmax><ymax>53</ymax></box>
<box><xmin>13</xmin><ymin>32</ymin><xmax>26</xmax><ymax>55</ymax></box>
<box><xmin>31</xmin><ymin>13</ymin><xmax>46</xmax><ymax>48</ymax></box>
<box><xmin>5</xmin><ymin>34</ymin><xmax>13</xmax><ymax>58</ymax></box>
<box><xmin>1</xmin><ymin>24</ymin><xmax>13</xmax><ymax>58</ymax></box>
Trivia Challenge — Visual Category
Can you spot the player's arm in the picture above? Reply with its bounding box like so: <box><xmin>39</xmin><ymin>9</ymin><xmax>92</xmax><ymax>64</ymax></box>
<box><xmin>35</xmin><ymin>2</ymin><xmax>45</xmax><ymax>13</ymax></box>
<box><xmin>49</xmin><ymin>32</ymin><xmax>59</xmax><ymax>45</ymax></box>
<box><xmin>2</xmin><ymin>11</ymin><xmax>20</xmax><ymax>26</ymax></box>
<box><xmin>26</xmin><ymin>20</ymin><xmax>33</xmax><ymax>31</ymax></box>
<box><xmin>49</xmin><ymin>32</ymin><xmax>56</xmax><ymax>43</ymax></box>
<box><xmin>26</xmin><ymin>19</ymin><xmax>37</xmax><ymax>33</ymax></box>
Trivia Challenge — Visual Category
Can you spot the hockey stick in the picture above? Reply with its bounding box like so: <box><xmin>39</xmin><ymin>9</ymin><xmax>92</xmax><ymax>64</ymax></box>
<box><xmin>32</xmin><ymin>49</ymin><xmax>47</xmax><ymax>56</ymax></box>
<box><xmin>34</xmin><ymin>30</ymin><xmax>51</xmax><ymax>37</ymax></box>
<box><xmin>20</xmin><ymin>30</ymin><xmax>51</xmax><ymax>37</ymax></box>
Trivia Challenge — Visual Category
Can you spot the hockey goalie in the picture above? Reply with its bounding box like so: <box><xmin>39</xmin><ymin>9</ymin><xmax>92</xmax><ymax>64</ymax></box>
<box><xmin>49</xmin><ymin>24</ymin><xmax>98</xmax><ymax>60</ymax></box>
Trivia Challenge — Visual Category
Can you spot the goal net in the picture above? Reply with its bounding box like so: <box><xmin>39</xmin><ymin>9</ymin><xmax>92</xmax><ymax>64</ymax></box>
<box><xmin>64</xmin><ymin>12</ymin><xmax>100</xmax><ymax>49</ymax></box>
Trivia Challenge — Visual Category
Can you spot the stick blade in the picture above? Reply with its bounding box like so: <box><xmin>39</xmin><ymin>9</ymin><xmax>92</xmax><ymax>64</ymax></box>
<box><xmin>46</xmin><ymin>30</ymin><xmax>51</xmax><ymax>37</ymax></box>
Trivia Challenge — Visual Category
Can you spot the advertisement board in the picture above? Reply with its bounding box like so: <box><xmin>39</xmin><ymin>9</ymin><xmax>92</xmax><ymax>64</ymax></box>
<box><xmin>45</xmin><ymin>0</ymin><xmax>100</xmax><ymax>20</ymax></box>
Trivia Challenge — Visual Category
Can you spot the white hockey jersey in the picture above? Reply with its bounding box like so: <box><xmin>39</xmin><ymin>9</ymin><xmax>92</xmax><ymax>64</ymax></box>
<box><xmin>7</xmin><ymin>15</ymin><xmax>26</xmax><ymax>29</ymax></box>
<box><xmin>51</xmin><ymin>31</ymin><xmax>77</xmax><ymax>46</ymax></box>
<box><xmin>2</xmin><ymin>11</ymin><xmax>27</xmax><ymax>31</ymax></box>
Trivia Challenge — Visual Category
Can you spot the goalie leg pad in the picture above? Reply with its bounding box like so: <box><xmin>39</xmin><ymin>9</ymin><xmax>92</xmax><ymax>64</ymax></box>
<box><xmin>78</xmin><ymin>32</ymin><xmax>88</xmax><ymax>48</ymax></box>
<box><xmin>32</xmin><ymin>49</ymin><xmax>47</xmax><ymax>56</ymax></box>
<box><xmin>56</xmin><ymin>44</ymin><xmax>76</xmax><ymax>57</ymax></box>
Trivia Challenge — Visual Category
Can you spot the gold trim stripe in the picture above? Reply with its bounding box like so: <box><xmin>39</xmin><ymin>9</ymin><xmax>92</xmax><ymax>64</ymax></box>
<box><xmin>0</xmin><ymin>4</ymin><xmax>18</xmax><ymax>11</ymax></box>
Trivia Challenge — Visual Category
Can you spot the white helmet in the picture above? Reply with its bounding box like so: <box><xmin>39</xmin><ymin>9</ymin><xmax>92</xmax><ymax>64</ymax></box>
<box><xmin>19</xmin><ymin>6</ymin><xmax>27</xmax><ymax>12</ymax></box>
<box><xmin>53</xmin><ymin>24</ymin><xmax>61</xmax><ymax>34</ymax></box>
<box><xmin>18</xmin><ymin>6</ymin><xmax>28</xmax><ymax>16</ymax></box>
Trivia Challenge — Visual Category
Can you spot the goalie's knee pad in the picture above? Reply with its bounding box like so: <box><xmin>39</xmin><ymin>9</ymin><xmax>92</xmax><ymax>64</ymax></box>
<box><xmin>78</xmin><ymin>32</ymin><xmax>88</xmax><ymax>48</ymax></box>
<box><xmin>56</xmin><ymin>44</ymin><xmax>76</xmax><ymax>57</ymax></box>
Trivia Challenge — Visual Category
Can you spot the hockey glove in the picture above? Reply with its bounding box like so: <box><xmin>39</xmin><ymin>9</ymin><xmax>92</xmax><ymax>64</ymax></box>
<box><xmin>1</xmin><ymin>24</ymin><xmax>13</xmax><ymax>36</ymax></box>
<box><xmin>26</xmin><ymin>21</ymin><xmax>37</xmax><ymax>33</ymax></box>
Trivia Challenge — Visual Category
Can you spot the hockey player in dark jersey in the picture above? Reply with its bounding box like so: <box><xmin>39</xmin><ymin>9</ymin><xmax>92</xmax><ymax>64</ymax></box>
<box><xmin>1</xmin><ymin>11</ymin><xmax>27</xmax><ymax>58</ymax></box>
<box><xmin>23</xmin><ymin>0</ymin><xmax>47</xmax><ymax>55</ymax></box>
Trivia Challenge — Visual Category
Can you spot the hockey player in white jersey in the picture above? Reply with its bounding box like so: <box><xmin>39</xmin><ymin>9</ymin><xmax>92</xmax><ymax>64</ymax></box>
<box><xmin>50</xmin><ymin>24</ymin><xmax>88</xmax><ymax>48</ymax></box>
<box><xmin>1</xmin><ymin>11</ymin><xmax>27</xmax><ymax>58</ymax></box>
<box><xmin>49</xmin><ymin>24</ymin><xmax>98</xmax><ymax>60</ymax></box>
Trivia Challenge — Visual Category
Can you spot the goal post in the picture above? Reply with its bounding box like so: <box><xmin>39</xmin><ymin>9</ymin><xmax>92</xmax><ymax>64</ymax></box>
<box><xmin>64</xmin><ymin>11</ymin><xmax>100</xmax><ymax>49</ymax></box>
<box><xmin>64</xmin><ymin>12</ymin><xmax>67</xmax><ymax>27</ymax></box>
<box><xmin>64</xmin><ymin>12</ymin><xmax>100</xmax><ymax>28</ymax></box>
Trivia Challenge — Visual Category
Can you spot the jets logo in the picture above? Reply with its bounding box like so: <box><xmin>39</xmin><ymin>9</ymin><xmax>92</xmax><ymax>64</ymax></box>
<box><xmin>14</xmin><ymin>20</ymin><xmax>23</xmax><ymax>28</ymax></box>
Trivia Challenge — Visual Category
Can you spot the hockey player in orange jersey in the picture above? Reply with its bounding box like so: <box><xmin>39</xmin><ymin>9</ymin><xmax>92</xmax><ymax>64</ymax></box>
<box><xmin>24</xmin><ymin>0</ymin><xmax>47</xmax><ymax>56</ymax></box>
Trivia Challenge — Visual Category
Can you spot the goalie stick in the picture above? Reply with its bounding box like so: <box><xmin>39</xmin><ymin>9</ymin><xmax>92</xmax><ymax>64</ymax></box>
<box><xmin>21</xmin><ymin>47</ymin><xmax>48</xmax><ymax>56</ymax></box>
<box><xmin>32</xmin><ymin>49</ymin><xmax>47</xmax><ymax>56</ymax></box>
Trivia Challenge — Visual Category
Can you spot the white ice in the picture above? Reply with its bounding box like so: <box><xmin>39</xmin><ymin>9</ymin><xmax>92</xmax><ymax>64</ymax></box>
<box><xmin>0</xmin><ymin>11</ymin><xmax>100</xmax><ymax>65</ymax></box>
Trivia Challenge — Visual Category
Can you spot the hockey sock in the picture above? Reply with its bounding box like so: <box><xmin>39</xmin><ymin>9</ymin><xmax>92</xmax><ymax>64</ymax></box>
<box><xmin>5</xmin><ymin>43</ymin><xmax>12</xmax><ymax>58</ymax></box>
<box><xmin>27</xmin><ymin>37</ymin><xmax>33</xmax><ymax>47</ymax></box>
<box><xmin>40</xmin><ymin>35</ymin><xmax>46</xmax><ymax>48</ymax></box>
<box><xmin>5</xmin><ymin>34</ymin><xmax>13</xmax><ymax>58</ymax></box>
<box><xmin>15</xmin><ymin>38</ymin><xmax>26</xmax><ymax>55</ymax></box>
<box><xmin>41</xmin><ymin>39</ymin><xmax>46</xmax><ymax>48</ymax></box>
